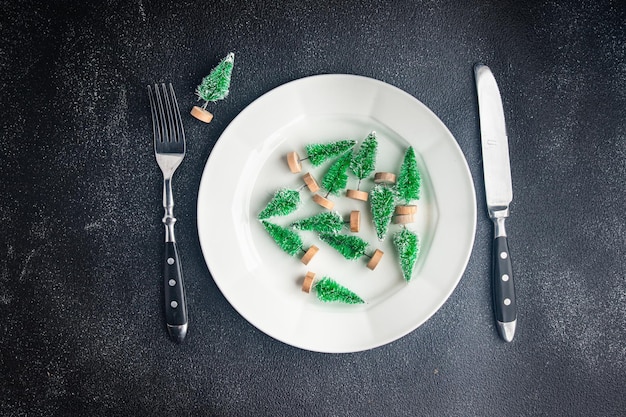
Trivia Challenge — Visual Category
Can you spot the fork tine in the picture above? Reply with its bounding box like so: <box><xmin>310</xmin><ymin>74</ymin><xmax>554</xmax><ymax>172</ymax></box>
<box><xmin>160</xmin><ymin>83</ymin><xmax>175</xmax><ymax>143</ymax></box>
<box><xmin>154</xmin><ymin>84</ymin><xmax>167</xmax><ymax>143</ymax></box>
<box><xmin>149</xmin><ymin>83</ymin><xmax>185</xmax><ymax>153</ymax></box>
<box><xmin>168</xmin><ymin>84</ymin><xmax>185</xmax><ymax>145</ymax></box>
<box><xmin>147</xmin><ymin>85</ymin><xmax>161</xmax><ymax>144</ymax></box>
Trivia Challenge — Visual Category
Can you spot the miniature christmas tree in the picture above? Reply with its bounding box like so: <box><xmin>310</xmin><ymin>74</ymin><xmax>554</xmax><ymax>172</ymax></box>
<box><xmin>286</xmin><ymin>140</ymin><xmax>356</xmax><ymax>173</ymax></box>
<box><xmin>262</xmin><ymin>220</ymin><xmax>302</xmax><ymax>256</ymax></box>
<box><xmin>302</xmin><ymin>272</ymin><xmax>364</xmax><ymax>304</ymax></box>
<box><xmin>395</xmin><ymin>147</ymin><xmax>421</xmax><ymax>222</ymax></box>
<box><xmin>319</xmin><ymin>233</ymin><xmax>368</xmax><ymax>260</ymax></box>
<box><xmin>370</xmin><ymin>184</ymin><xmax>396</xmax><ymax>240</ymax></box>
<box><xmin>393</xmin><ymin>228</ymin><xmax>419</xmax><ymax>281</ymax></box>
<box><xmin>292</xmin><ymin>212</ymin><xmax>343</xmax><ymax>234</ymax></box>
<box><xmin>191</xmin><ymin>52</ymin><xmax>235</xmax><ymax>123</ymax></box>
<box><xmin>322</xmin><ymin>150</ymin><xmax>352</xmax><ymax>195</ymax></box>
<box><xmin>347</xmin><ymin>132</ymin><xmax>378</xmax><ymax>201</ymax></box>
<box><xmin>313</xmin><ymin>150</ymin><xmax>352</xmax><ymax>209</ymax></box>
<box><xmin>258</xmin><ymin>188</ymin><xmax>300</xmax><ymax>220</ymax></box>
<box><xmin>318</xmin><ymin>232</ymin><xmax>384</xmax><ymax>269</ymax></box>
<box><xmin>262</xmin><ymin>221</ymin><xmax>319</xmax><ymax>264</ymax></box>
<box><xmin>307</xmin><ymin>140</ymin><xmax>356</xmax><ymax>166</ymax></box>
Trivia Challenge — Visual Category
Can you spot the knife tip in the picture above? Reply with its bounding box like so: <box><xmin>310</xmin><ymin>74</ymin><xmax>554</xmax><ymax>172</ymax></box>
<box><xmin>473</xmin><ymin>62</ymin><xmax>489</xmax><ymax>75</ymax></box>
<box><xmin>497</xmin><ymin>320</ymin><xmax>516</xmax><ymax>342</ymax></box>
<box><xmin>167</xmin><ymin>323</ymin><xmax>188</xmax><ymax>343</ymax></box>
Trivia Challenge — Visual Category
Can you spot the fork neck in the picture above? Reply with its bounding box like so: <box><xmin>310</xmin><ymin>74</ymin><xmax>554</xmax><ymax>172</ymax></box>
<box><xmin>163</xmin><ymin>177</ymin><xmax>176</xmax><ymax>243</ymax></box>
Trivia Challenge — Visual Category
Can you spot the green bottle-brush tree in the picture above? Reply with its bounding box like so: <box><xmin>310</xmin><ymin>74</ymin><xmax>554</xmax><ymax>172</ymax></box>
<box><xmin>258</xmin><ymin>188</ymin><xmax>300</xmax><ymax>220</ymax></box>
<box><xmin>191</xmin><ymin>52</ymin><xmax>235</xmax><ymax>123</ymax></box>
<box><xmin>319</xmin><ymin>233</ymin><xmax>368</xmax><ymax>260</ymax></box>
<box><xmin>393</xmin><ymin>228</ymin><xmax>419</xmax><ymax>281</ymax></box>
<box><xmin>321</xmin><ymin>150</ymin><xmax>352</xmax><ymax>196</ymax></box>
<box><xmin>314</xmin><ymin>277</ymin><xmax>364</xmax><ymax>304</ymax></box>
<box><xmin>370</xmin><ymin>184</ymin><xmax>396</xmax><ymax>240</ymax></box>
<box><xmin>396</xmin><ymin>146</ymin><xmax>421</xmax><ymax>205</ymax></box>
<box><xmin>349</xmin><ymin>131</ymin><xmax>378</xmax><ymax>189</ymax></box>
<box><xmin>292</xmin><ymin>211</ymin><xmax>343</xmax><ymax>234</ymax></box>
<box><xmin>261</xmin><ymin>220</ymin><xmax>303</xmax><ymax>257</ymax></box>
<box><xmin>305</xmin><ymin>139</ymin><xmax>356</xmax><ymax>166</ymax></box>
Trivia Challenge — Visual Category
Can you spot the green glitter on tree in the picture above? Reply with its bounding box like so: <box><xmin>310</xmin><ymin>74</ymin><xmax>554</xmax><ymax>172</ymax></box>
<box><xmin>319</xmin><ymin>233</ymin><xmax>368</xmax><ymax>260</ymax></box>
<box><xmin>370</xmin><ymin>184</ymin><xmax>396</xmax><ymax>240</ymax></box>
<box><xmin>258</xmin><ymin>188</ymin><xmax>300</xmax><ymax>220</ymax></box>
<box><xmin>314</xmin><ymin>277</ymin><xmax>364</xmax><ymax>304</ymax></box>
<box><xmin>196</xmin><ymin>52</ymin><xmax>235</xmax><ymax>105</ymax></box>
<box><xmin>321</xmin><ymin>151</ymin><xmax>352</xmax><ymax>196</ymax></box>
<box><xmin>261</xmin><ymin>220</ymin><xmax>303</xmax><ymax>257</ymax></box>
<box><xmin>350</xmin><ymin>131</ymin><xmax>378</xmax><ymax>188</ymax></box>
<box><xmin>305</xmin><ymin>140</ymin><xmax>356</xmax><ymax>166</ymax></box>
<box><xmin>292</xmin><ymin>212</ymin><xmax>343</xmax><ymax>234</ymax></box>
<box><xmin>397</xmin><ymin>146</ymin><xmax>421</xmax><ymax>205</ymax></box>
<box><xmin>393</xmin><ymin>228</ymin><xmax>419</xmax><ymax>281</ymax></box>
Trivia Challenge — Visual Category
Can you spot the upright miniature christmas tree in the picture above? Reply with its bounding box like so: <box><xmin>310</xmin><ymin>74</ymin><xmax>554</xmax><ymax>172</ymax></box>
<box><xmin>258</xmin><ymin>188</ymin><xmax>301</xmax><ymax>220</ymax></box>
<box><xmin>292</xmin><ymin>212</ymin><xmax>343</xmax><ymax>234</ymax></box>
<box><xmin>262</xmin><ymin>221</ymin><xmax>319</xmax><ymax>265</ymax></box>
<box><xmin>286</xmin><ymin>140</ymin><xmax>356</xmax><ymax>173</ymax></box>
<box><xmin>191</xmin><ymin>52</ymin><xmax>235</xmax><ymax>123</ymax></box>
<box><xmin>370</xmin><ymin>184</ymin><xmax>396</xmax><ymax>240</ymax></box>
<box><xmin>346</xmin><ymin>132</ymin><xmax>378</xmax><ymax>201</ymax></box>
<box><xmin>393</xmin><ymin>228</ymin><xmax>419</xmax><ymax>282</ymax></box>
<box><xmin>395</xmin><ymin>147</ymin><xmax>421</xmax><ymax>222</ymax></box>
<box><xmin>302</xmin><ymin>272</ymin><xmax>364</xmax><ymax>304</ymax></box>
<box><xmin>313</xmin><ymin>150</ymin><xmax>352</xmax><ymax>209</ymax></box>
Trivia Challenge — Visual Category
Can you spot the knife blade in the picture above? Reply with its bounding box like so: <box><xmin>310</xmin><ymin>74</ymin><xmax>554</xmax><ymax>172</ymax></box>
<box><xmin>474</xmin><ymin>63</ymin><xmax>517</xmax><ymax>342</ymax></box>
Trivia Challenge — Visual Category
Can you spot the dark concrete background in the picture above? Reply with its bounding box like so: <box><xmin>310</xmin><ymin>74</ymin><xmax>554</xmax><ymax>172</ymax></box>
<box><xmin>1</xmin><ymin>0</ymin><xmax>625</xmax><ymax>416</ymax></box>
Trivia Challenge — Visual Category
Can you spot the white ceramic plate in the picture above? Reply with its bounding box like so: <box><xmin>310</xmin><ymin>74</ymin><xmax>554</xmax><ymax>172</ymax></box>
<box><xmin>197</xmin><ymin>74</ymin><xmax>476</xmax><ymax>353</ymax></box>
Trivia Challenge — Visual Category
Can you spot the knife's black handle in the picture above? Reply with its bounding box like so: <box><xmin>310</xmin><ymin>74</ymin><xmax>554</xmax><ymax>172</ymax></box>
<box><xmin>164</xmin><ymin>241</ymin><xmax>188</xmax><ymax>329</ymax></box>
<box><xmin>493</xmin><ymin>236</ymin><xmax>516</xmax><ymax>323</ymax></box>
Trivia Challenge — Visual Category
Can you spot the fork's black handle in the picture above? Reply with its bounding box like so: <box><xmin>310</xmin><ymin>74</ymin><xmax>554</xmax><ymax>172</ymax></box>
<box><xmin>164</xmin><ymin>241</ymin><xmax>188</xmax><ymax>342</ymax></box>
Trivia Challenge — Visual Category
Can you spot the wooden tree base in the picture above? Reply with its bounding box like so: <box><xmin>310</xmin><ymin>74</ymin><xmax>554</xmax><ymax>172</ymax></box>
<box><xmin>367</xmin><ymin>249</ymin><xmax>384</xmax><ymax>270</ymax></box>
<box><xmin>346</xmin><ymin>189</ymin><xmax>369</xmax><ymax>201</ymax></box>
<box><xmin>300</xmin><ymin>245</ymin><xmax>319</xmax><ymax>265</ymax></box>
<box><xmin>190</xmin><ymin>106</ymin><xmax>214</xmax><ymax>123</ymax></box>
<box><xmin>303</xmin><ymin>172</ymin><xmax>320</xmax><ymax>193</ymax></box>
<box><xmin>374</xmin><ymin>172</ymin><xmax>396</xmax><ymax>184</ymax></box>
<box><xmin>312</xmin><ymin>194</ymin><xmax>334</xmax><ymax>210</ymax></box>
<box><xmin>394</xmin><ymin>214</ymin><xmax>415</xmax><ymax>224</ymax></box>
<box><xmin>395</xmin><ymin>204</ymin><xmax>417</xmax><ymax>215</ymax></box>
<box><xmin>349</xmin><ymin>210</ymin><xmax>361</xmax><ymax>232</ymax></box>
<box><xmin>287</xmin><ymin>151</ymin><xmax>302</xmax><ymax>173</ymax></box>
<box><xmin>302</xmin><ymin>271</ymin><xmax>316</xmax><ymax>293</ymax></box>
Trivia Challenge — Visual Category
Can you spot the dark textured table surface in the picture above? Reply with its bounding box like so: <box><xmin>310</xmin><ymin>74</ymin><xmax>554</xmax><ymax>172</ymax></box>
<box><xmin>1</xmin><ymin>1</ymin><xmax>625</xmax><ymax>416</ymax></box>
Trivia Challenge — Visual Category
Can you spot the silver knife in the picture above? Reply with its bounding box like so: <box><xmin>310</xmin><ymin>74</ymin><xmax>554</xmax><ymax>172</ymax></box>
<box><xmin>474</xmin><ymin>64</ymin><xmax>517</xmax><ymax>342</ymax></box>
